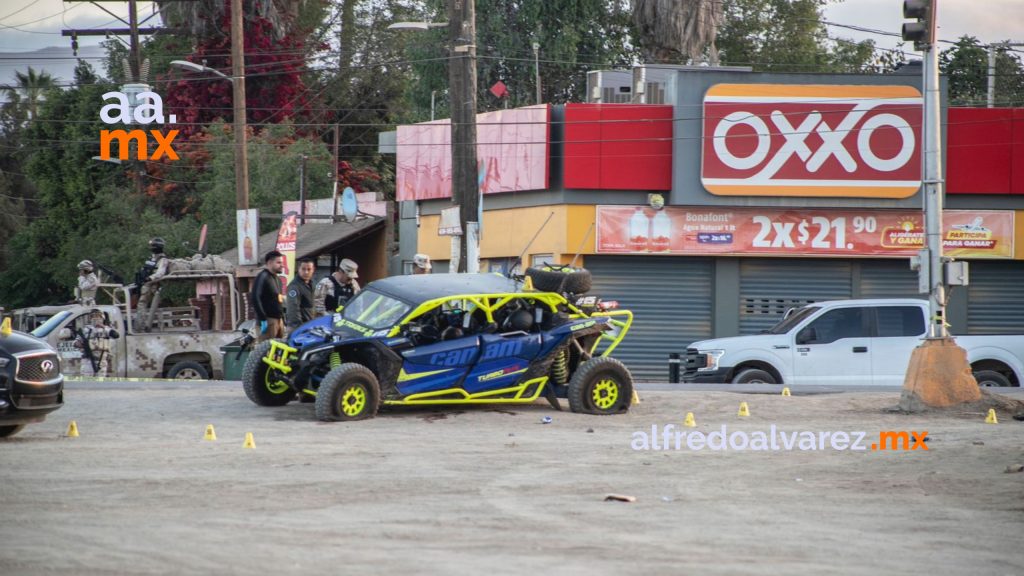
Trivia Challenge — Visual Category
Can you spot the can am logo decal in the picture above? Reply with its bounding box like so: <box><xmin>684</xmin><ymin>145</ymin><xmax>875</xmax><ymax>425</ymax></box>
<box><xmin>701</xmin><ymin>84</ymin><xmax>922</xmax><ymax>198</ymax></box>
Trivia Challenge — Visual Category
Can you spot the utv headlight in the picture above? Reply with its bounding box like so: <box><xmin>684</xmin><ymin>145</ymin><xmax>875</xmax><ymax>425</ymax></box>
<box><xmin>697</xmin><ymin>350</ymin><xmax>725</xmax><ymax>372</ymax></box>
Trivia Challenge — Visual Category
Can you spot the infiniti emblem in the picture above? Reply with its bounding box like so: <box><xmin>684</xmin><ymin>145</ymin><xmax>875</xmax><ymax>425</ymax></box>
<box><xmin>41</xmin><ymin>360</ymin><xmax>55</xmax><ymax>373</ymax></box>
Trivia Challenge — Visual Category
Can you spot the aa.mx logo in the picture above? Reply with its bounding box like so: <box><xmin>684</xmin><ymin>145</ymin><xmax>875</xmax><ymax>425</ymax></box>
<box><xmin>99</xmin><ymin>90</ymin><xmax>179</xmax><ymax>161</ymax></box>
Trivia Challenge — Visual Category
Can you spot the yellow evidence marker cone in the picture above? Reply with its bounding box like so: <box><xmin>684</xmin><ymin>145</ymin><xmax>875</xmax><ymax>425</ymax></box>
<box><xmin>631</xmin><ymin>389</ymin><xmax>641</xmax><ymax>405</ymax></box>
<box><xmin>204</xmin><ymin>424</ymin><xmax>217</xmax><ymax>441</ymax></box>
<box><xmin>66</xmin><ymin>420</ymin><xmax>79</xmax><ymax>437</ymax></box>
<box><xmin>243</xmin><ymin>432</ymin><xmax>256</xmax><ymax>449</ymax></box>
<box><xmin>684</xmin><ymin>412</ymin><xmax>697</xmax><ymax>428</ymax></box>
<box><xmin>0</xmin><ymin>317</ymin><xmax>11</xmax><ymax>336</ymax></box>
<box><xmin>738</xmin><ymin>402</ymin><xmax>751</xmax><ymax>417</ymax></box>
<box><xmin>781</xmin><ymin>387</ymin><xmax>791</xmax><ymax>396</ymax></box>
<box><xmin>985</xmin><ymin>409</ymin><xmax>998</xmax><ymax>424</ymax></box>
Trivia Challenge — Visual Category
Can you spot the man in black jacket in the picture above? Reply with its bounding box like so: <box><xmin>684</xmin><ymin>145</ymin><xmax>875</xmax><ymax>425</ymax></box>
<box><xmin>285</xmin><ymin>258</ymin><xmax>316</xmax><ymax>331</ymax></box>
<box><xmin>252</xmin><ymin>250</ymin><xmax>285</xmax><ymax>341</ymax></box>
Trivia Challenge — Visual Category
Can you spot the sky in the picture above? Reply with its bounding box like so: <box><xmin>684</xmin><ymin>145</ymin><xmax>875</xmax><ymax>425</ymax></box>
<box><xmin>0</xmin><ymin>0</ymin><xmax>1021</xmax><ymax>85</ymax></box>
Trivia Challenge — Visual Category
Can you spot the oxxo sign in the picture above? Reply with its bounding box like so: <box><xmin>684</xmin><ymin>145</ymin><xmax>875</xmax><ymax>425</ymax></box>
<box><xmin>99</xmin><ymin>87</ymin><xmax>179</xmax><ymax>161</ymax></box>
<box><xmin>701</xmin><ymin>84</ymin><xmax>923</xmax><ymax>198</ymax></box>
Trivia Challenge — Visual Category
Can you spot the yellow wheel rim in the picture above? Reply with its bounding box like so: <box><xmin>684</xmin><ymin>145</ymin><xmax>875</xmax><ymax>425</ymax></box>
<box><xmin>264</xmin><ymin>370</ymin><xmax>290</xmax><ymax>394</ymax></box>
<box><xmin>341</xmin><ymin>385</ymin><xmax>367</xmax><ymax>416</ymax></box>
<box><xmin>592</xmin><ymin>379</ymin><xmax>619</xmax><ymax>410</ymax></box>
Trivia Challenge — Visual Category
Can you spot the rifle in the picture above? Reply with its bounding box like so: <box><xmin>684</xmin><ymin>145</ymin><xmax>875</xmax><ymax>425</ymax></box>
<box><xmin>76</xmin><ymin>328</ymin><xmax>99</xmax><ymax>374</ymax></box>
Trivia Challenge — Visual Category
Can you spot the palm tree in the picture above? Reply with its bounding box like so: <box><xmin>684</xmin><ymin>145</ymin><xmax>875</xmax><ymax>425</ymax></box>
<box><xmin>1</xmin><ymin>66</ymin><xmax>56</xmax><ymax>120</ymax></box>
<box><xmin>633</xmin><ymin>0</ymin><xmax>723</xmax><ymax>64</ymax></box>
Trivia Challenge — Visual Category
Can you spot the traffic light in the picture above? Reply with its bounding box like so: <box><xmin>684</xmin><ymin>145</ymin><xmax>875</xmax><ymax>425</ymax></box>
<box><xmin>902</xmin><ymin>0</ymin><xmax>935</xmax><ymax>51</ymax></box>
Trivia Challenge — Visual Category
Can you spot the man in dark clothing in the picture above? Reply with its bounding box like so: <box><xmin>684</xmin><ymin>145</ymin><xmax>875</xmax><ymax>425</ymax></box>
<box><xmin>285</xmin><ymin>258</ymin><xmax>316</xmax><ymax>331</ymax></box>
<box><xmin>252</xmin><ymin>250</ymin><xmax>285</xmax><ymax>341</ymax></box>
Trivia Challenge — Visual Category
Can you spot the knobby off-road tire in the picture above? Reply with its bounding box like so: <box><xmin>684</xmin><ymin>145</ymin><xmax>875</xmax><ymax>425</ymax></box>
<box><xmin>315</xmin><ymin>363</ymin><xmax>381</xmax><ymax>422</ymax></box>
<box><xmin>242</xmin><ymin>340</ymin><xmax>296</xmax><ymax>407</ymax></box>
<box><xmin>525</xmin><ymin>267</ymin><xmax>592</xmax><ymax>294</ymax></box>
<box><xmin>567</xmin><ymin>356</ymin><xmax>633</xmax><ymax>415</ymax></box>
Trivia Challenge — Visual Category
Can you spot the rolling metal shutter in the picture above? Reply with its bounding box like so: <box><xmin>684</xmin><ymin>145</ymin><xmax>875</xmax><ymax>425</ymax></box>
<box><xmin>585</xmin><ymin>256</ymin><xmax>713</xmax><ymax>381</ymax></box>
<box><xmin>739</xmin><ymin>259</ymin><xmax>853</xmax><ymax>335</ymax></box>
<box><xmin>859</xmin><ymin>260</ymin><xmax>920</xmax><ymax>299</ymax></box>
<box><xmin>968</xmin><ymin>261</ymin><xmax>1024</xmax><ymax>334</ymax></box>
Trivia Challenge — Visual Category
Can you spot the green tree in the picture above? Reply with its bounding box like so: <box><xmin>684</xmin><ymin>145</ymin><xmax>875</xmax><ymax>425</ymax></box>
<box><xmin>716</xmin><ymin>0</ymin><xmax>878</xmax><ymax>73</ymax></box>
<box><xmin>940</xmin><ymin>36</ymin><xmax>1024</xmax><ymax>107</ymax></box>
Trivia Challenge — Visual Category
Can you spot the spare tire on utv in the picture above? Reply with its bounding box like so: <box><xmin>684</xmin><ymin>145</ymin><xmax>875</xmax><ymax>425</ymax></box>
<box><xmin>526</xmin><ymin>265</ymin><xmax>592</xmax><ymax>294</ymax></box>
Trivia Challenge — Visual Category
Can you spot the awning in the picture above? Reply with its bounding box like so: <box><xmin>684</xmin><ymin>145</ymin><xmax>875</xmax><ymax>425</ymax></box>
<box><xmin>221</xmin><ymin>217</ymin><xmax>385</xmax><ymax>277</ymax></box>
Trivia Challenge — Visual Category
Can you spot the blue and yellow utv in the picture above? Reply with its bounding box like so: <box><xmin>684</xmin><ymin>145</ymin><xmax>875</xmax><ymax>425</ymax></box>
<box><xmin>241</xmin><ymin>272</ymin><xmax>634</xmax><ymax>421</ymax></box>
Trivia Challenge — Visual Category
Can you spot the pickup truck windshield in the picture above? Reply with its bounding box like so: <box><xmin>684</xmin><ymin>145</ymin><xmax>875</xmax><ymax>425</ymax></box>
<box><xmin>341</xmin><ymin>289</ymin><xmax>411</xmax><ymax>330</ymax></box>
<box><xmin>30</xmin><ymin>311</ymin><xmax>73</xmax><ymax>338</ymax></box>
<box><xmin>768</xmin><ymin>306</ymin><xmax>820</xmax><ymax>334</ymax></box>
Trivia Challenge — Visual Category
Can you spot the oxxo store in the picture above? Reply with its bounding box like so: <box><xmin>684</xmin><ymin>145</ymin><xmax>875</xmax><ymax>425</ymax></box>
<box><xmin>394</xmin><ymin>70</ymin><xmax>1024</xmax><ymax>380</ymax></box>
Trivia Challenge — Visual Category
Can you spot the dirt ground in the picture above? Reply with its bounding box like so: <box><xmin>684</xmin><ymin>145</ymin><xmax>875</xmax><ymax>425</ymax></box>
<box><xmin>2</xmin><ymin>381</ymin><xmax>1022</xmax><ymax>576</ymax></box>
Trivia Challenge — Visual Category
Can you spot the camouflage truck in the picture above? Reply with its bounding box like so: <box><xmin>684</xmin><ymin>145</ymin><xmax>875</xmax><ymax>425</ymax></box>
<box><xmin>26</xmin><ymin>270</ymin><xmax>243</xmax><ymax>379</ymax></box>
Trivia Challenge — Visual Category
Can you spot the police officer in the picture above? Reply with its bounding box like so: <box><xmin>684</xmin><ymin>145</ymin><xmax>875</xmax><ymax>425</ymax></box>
<box><xmin>76</xmin><ymin>260</ymin><xmax>99</xmax><ymax>306</ymax></box>
<box><xmin>80</xmin><ymin>309</ymin><xmax>119</xmax><ymax>377</ymax></box>
<box><xmin>252</xmin><ymin>250</ymin><xmax>286</xmax><ymax>341</ymax></box>
<box><xmin>285</xmin><ymin>258</ymin><xmax>316</xmax><ymax>331</ymax></box>
<box><xmin>314</xmin><ymin>258</ymin><xmax>360</xmax><ymax>316</ymax></box>
<box><xmin>136</xmin><ymin>237</ymin><xmax>169</xmax><ymax>331</ymax></box>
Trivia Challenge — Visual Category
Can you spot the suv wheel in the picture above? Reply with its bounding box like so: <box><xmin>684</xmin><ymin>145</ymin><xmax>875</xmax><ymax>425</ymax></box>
<box><xmin>0</xmin><ymin>425</ymin><xmax>25</xmax><ymax>438</ymax></box>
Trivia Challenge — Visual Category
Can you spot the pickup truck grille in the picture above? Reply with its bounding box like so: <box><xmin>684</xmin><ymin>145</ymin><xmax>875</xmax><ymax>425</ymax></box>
<box><xmin>16</xmin><ymin>353</ymin><xmax>62</xmax><ymax>383</ymax></box>
<box><xmin>682</xmin><ymin>348</ymin><xmax>707</xmax><ymax>375</ymax></box>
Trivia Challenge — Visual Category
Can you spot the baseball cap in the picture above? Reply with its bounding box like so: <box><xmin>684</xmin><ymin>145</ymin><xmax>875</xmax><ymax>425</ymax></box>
<box><xmin>413</xmin><ymin>253</ymin><xmax>432</xmax><ymax>270</ymax></box>
<box><xmin>339</xmin><ymin>258</ymin><xmax>359</xmax><ymax>278</ymax></box>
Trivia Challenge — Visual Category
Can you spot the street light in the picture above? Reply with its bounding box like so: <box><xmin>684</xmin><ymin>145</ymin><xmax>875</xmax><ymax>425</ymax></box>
<box><xmin>389</xmin><ymin>12</ymin><xmax>479</xmax><ymax>273</ymax></box>
<box><xmin>170</xmin><ymin>57</ymin><xmax>249</xmax><ymax>215</ymax></box>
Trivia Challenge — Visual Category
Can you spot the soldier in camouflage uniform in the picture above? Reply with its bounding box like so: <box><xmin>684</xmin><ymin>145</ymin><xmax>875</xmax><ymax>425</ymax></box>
<box><xmin>76</xmin><ymin>260</ymin><xmax>100</xmax><ymax>306</ymax></box>
<box><xmin>136</xmin><ymin>237</ymin><xmax>170</xmax><ymax>331</ymax></box>
<box><xmin>79</xmin><ymin>309</ymin><xmax>119</xmax><ymax>377</ymax></box>
<box><xmin>314</xmin><ymin>258</ymin><xmax>360</xmax><ymax>316</ymax></box>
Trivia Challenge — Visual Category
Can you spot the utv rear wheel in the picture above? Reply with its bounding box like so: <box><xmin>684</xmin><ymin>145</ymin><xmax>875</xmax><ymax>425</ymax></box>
<box><xmin>242</xmin><ymin>340</ymin><xmax>296</xmax><ymax>407</ymax></box>
<box><xmin>567</xmin><ymin>357</ymin><xmax>633</xmax><ymax>415</ymax></box>
<box><xmin>0</xmin><ymin>425</ymin><xmax>25</xmax><ymax>438</ymax></box>
<box><xmin>315</xmin><ymin>363</ymin><xmax>381</xmax><ymax>422</ymax></box>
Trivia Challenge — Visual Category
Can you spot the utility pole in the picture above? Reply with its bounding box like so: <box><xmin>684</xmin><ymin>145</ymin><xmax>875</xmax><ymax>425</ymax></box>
<box><xmin>532</xmin><ymin>41</ymin><xmax>542</xmax><ymax>105</ymax></box>
<box><xmin>128</xmin><ymin>0</ymin><xmax>141</xmax><ymax>81</ymax></box>
<box><xmin>231</xmin><ymin>0</ymin><xmax>250</xmax><ymax>211</ymax></box>
<box><xmin>299</xmin><ymin>155</ymin><xmax>308</xmax><ymax>225</ymax></box>
<box><xmin>448</xmin><ymin>0</ymin><xmax>479</xmax><ymax>273</ymax></box>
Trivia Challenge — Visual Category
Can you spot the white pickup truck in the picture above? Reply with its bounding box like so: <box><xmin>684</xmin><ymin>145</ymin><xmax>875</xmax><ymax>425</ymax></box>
<box><xmin>682</xmin><ymin>299</ymin><xmax>1024</xmax><ymax>387</ymax></box>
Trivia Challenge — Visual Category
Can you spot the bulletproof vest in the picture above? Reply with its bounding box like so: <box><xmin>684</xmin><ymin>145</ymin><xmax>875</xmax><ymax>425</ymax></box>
<box><xmin>325</xmin><ymin>275</ymin><xmax>356</xmax><ymax>311</ymax></box>
<box><xmin>140</xmin><ymin>253</ymin><xmax>165</xmax><ymax>282</ymax></box>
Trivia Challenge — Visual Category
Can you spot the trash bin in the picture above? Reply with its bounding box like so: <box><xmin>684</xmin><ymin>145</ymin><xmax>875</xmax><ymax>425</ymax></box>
<box><xmin>221</xmin><ymin>344</ymin><xmax>250</xmax><ymax>381</ymax></box>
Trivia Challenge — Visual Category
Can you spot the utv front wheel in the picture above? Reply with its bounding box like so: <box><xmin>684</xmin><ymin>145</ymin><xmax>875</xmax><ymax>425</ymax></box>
<box><xmin>315</xmin><ymin>363</ymin><xmax>381</xmax><ymax>422</ymax></box>
<box><xmin>567</xmin><ymin>357</ymin><xmax>634</xmax><ymax>415</ymax></box>
<box><xmin>241</xmin><ymin>340</ymin><xmax>296</xmax><ymax>407</ymax></box>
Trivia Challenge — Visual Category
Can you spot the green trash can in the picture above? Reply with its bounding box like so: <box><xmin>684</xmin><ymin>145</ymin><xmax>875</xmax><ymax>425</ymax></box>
<box><xmin>221</xmin><ymin>344</ymin><xmax>250</xmax><ymax>381</ymax></box>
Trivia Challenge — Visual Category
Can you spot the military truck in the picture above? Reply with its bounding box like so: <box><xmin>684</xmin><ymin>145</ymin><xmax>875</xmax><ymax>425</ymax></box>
<box><xmin>27</xmin><ymin>270</ymin><xmax>243</xmax><ymax>379</ymax></box>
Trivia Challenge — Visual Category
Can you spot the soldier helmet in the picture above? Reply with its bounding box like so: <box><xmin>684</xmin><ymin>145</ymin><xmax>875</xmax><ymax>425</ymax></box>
<box><xmin>148</xmin><ymin>237</ymin><xmax>166</xmax><ymax>252</ymax></box>
<box><xmin>78</xmin><ymin>259</ymin><xmax>94</xmax><ymax>271</ymax></box>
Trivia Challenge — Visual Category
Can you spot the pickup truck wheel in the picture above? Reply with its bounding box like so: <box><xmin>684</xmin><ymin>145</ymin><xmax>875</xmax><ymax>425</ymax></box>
<box><xmin>167</xmin><ymin>361</ymin><xmax>209</xmax><ymax>380</ymax></box>
<box><xmin>973</xmin><ymin>370</ymin><xmax>1012</xmax><ymax>388</ymax></box>
<box><xmin>315</xmin><ymin>363</ymin><xmax>380</xmax><ymax>422</ymax></box>
<box><xmin>0</xmin><ymin>425</ymin><xmax>25</xmax><ymax>438</ymax></box>
<box><xmin>567</xmin><ymin>357</ymin><xmax>634</xmax><ymax>415</ymax></box>
<box><xmin>732</xmin><ymin>368</ymin><xmax>777</xmax><ymax>385</ymax></box>
<box><xmin>242</xmin><ymin>340</ymin><xmax>296</xmax><ymax>407</ymax></box>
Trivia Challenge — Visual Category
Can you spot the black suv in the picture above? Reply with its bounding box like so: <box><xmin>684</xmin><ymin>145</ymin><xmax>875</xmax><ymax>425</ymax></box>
<box><xmin>0</xmin><ymin>328</ymin><xmax>64</xmax><ymax>438</ymax></box>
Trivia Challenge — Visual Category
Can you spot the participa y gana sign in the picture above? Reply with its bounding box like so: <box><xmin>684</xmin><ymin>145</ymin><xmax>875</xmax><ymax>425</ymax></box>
<box><xmin>702</xmin><ymin>84</ymin><xmax>922</xmax><ymax>198</ymax></box>
<box><xmin>596</xmin><ymin>206</ymin><xmax>1015</xmax><ymax>259</ymax></box>
<box><xmin>275</xmin><ymin>211</ymin><xmax>298</xmax><ymax>290</ymax></box>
